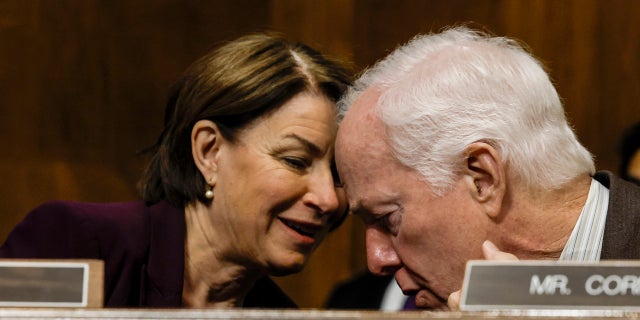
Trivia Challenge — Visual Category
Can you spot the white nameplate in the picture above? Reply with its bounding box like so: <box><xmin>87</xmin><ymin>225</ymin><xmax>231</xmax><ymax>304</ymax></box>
<box><xmin>0</xmin><ymin>259</ymin><xmax>104</xmax><ymax>308</ymax></box>
<box><xmin>460</xmin><ymin>260</ymin><xmax>640</xmax><ymax>311</ymax></box>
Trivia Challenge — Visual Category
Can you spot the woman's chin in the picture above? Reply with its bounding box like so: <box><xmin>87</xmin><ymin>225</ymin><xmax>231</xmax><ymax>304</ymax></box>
<box><xmin>266</xmin><ymin>254</ymin><xmax>308</xmax><ymax>276</ymax></box>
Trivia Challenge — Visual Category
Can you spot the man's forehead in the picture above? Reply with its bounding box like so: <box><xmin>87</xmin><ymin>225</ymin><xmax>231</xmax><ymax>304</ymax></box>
<box><xmin>335</xmin><ymin>89</ymin><xmax>386</xmax><ymax>188</ymax></box>
<box><xmin>336</xmin><ymin>88</ymin><xmax>399</xmax><ymax>202</ymax></box>
<box><xmin>342</xmin><ymin>89</ymin><xmax>382</xmax><ymax>125</ymax></box>
<box><xmin>337</xmin><ymin>89</ymin><xmax>384</xmax><ymax>147</ymax></box>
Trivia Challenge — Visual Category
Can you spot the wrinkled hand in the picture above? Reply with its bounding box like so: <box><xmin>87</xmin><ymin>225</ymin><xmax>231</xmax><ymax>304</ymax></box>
<box><xmin>446</xmin><ymin>240</ymin><xmax>519</xmax><ymax>311</ymax></box>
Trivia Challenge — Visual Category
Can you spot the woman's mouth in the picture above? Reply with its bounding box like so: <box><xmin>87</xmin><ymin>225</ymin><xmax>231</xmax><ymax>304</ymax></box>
<box><xmin>278</xmin><ymin>217</ymin><xmax>323</xmax><ymax>240</ymax></box>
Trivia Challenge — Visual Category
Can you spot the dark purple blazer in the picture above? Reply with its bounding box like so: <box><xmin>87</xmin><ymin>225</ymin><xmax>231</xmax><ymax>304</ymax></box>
<box><xmin>0</xmin><ymin>200</ymin><xmax>296</xmax><ymax>308</ymax></box>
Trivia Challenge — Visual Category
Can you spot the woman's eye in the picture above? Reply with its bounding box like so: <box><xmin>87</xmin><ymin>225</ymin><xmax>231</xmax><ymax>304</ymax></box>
<box><xmin>283</xmin><ymin>157</ymin><xmax>309</xmax><ymax>170</ymax></box>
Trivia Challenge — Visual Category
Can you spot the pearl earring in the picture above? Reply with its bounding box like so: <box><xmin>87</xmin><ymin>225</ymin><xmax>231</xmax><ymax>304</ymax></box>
<box><xmin>205</xmin><ymin>178</ymin><xmax>214</xmax><ymax>200</ymax></box>
<box><xmin>205</xmin><ymin>187</ymin><xmax>214</xmax><ymax>200</ymax></box>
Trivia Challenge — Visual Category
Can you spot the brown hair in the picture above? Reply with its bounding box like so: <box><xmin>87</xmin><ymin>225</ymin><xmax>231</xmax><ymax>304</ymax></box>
<box><xmin>139</xmin><ymin>33</ymin><xmax>351</xmax><ymax>207</ymax></box>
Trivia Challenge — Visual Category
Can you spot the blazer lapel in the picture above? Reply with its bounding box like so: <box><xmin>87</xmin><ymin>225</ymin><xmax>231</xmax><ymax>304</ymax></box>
<box><xmin>141</xmin><ymin>201</ymin><xmax>186</xmax><ymax>306</ymax></box>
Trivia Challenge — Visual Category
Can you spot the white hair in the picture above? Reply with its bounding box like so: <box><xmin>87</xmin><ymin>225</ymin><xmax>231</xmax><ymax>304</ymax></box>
<box><xmin>338</xmin><ymin>26</ymin><xmax>594</xmax><ymax>196</ymax></box>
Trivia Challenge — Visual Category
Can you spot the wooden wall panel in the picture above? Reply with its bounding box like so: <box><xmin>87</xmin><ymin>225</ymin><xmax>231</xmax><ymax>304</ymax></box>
<box><xmin>1</xmin><ymin>0</ymin><xmax>639</xmax><ymax>310</ymax></box>
<box><xmin>0</xmin><ymin>0</ymin><xmax>270</xmax><ymax>237</ymax></box>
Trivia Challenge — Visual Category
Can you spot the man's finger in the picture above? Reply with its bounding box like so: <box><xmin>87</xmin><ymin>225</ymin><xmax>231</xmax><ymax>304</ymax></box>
<box><xmin>482</xmin><ymin>240</ymin><xmax>519</xmax><ymax>260</ymax></box>
<box><xmin>447</xmin><ymin>290</ymin><xmax>461</xmax><ymax>311</ymax></box>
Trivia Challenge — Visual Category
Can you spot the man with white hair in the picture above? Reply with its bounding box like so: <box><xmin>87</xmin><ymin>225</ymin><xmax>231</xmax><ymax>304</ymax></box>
<box><xmin>335</xmin><ymin>26</ymin><xmax>640</xmax><ymax>310</ymax></box>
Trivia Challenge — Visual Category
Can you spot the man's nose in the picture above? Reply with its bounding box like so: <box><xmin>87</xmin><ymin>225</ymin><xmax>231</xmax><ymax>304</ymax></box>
<box><xmin>365</xmin><ymin>226</ymin><xmax>401</xmax><ymax>275</ymax></box>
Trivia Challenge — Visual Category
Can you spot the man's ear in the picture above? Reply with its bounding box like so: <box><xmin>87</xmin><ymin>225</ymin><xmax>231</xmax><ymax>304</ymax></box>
<box><xmin>191</xmin><ymin>120</ymin><xmax>223</xmax><ymax>187</ymax></box>
<box><xmin>463</xmin><ymin>142</ymin><xmax>506</xmax><ymax>219</ymax></box>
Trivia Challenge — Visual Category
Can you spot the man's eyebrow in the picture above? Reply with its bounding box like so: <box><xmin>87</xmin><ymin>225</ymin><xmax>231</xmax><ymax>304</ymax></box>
<box><xmin>282</xmin><ymin>133</ymin><xmax>322</xmax><ymax>155</ymax></box>
<box><xmin>349</xmin><ymin>205</ymin><xmax>378</xmax><ymax>225</ymax></box>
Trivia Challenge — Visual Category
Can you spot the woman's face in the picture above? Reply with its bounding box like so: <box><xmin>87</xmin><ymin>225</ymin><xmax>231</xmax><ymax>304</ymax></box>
<box><xmin>210</xmin><ymin>91</ymin><xmax>346</xmax><ymax>275</ymax></box>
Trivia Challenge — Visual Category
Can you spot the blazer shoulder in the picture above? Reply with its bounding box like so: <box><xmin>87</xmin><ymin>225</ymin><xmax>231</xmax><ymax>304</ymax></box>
<box><xmin>1</xmin><ymin>200</ymin><xmax>151</xmax><ymax>259</ymax></box>
<box><xmin>32</xmin><ymin>200</ymin><xmax>150</xmax><ymax>241</ymax></box>
<box><xmin>596</xmin><ymin>171</ymin><xmax>640</xmax><ymax>259</ymax></box>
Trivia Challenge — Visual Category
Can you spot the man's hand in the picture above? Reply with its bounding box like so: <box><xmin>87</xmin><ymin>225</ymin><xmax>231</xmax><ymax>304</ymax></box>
<box><xmin>446</xmin><ymin>240</ymin><xmax>519</xmax><ymax>310</ymax></box>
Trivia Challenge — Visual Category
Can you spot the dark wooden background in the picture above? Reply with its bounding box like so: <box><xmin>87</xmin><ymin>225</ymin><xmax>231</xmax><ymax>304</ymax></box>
<box><xmin>1</xmin><ymin>0</ymin><xmax>638</xmax><ymax>308</ymax></box>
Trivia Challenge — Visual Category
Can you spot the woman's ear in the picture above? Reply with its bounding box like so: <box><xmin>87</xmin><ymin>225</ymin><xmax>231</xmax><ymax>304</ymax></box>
<box><xmin>463</xmin><ymin>142</ymin><xmax>506</xmax><ymax>219</ymax></box>
<box><xmin>191</xmin><ymin>120</ymin><xmax>223</xmax><ymax>187</ymax></box>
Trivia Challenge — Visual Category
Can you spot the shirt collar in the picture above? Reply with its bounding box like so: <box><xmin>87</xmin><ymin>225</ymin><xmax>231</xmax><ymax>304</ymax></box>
<box><xmin>559</xmin><ymin>178</ymin><xmax>609</xmax><ymax>261</ymax></box>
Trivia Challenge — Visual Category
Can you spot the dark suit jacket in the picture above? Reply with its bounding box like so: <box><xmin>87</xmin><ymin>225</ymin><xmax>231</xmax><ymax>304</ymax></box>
<box><xmin>595</xmin><ymin>171</ymin><xmax>640</xmax><ymax>259</ymax></box>
<box><xmin>0</xmin><ymin>200</ymin><xmax>295</xmax><ymax>308</ymax></box>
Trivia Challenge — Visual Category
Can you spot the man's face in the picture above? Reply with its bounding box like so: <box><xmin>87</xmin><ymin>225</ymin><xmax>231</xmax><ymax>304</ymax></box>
<box><xmin>335</xmin><ymin>89</ymin><xmax>489</xmax><ymax>309</ymax></box>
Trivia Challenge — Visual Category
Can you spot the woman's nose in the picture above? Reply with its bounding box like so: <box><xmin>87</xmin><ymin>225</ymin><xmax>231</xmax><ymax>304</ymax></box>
<box><xmin>302</xmin><ymin>167</ymin><xmax>341</xmax><ymax>215</ymax></box>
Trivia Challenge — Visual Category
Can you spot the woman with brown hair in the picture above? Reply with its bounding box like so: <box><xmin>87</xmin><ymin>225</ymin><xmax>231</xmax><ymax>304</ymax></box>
<box><xmin>0</xmin><ymin>33</ymin><xmax>351</xmax><ymax>308</ymax></box>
